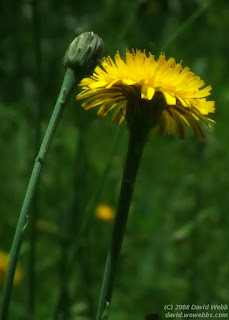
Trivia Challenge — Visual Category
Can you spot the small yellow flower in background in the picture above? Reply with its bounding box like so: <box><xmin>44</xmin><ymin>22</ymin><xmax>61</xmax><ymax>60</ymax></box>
<box><xmin>77</xmin><ymin>50</ymin><xmax>215</xmax><ymax>139</ymax></box>
<box><xmin>95</xmin><ymin>204</ymin><xmax>115</xmax><ymax>221</ymax></box>
<box><xmin>0</xmin><ymin>251</ymin><xmax>23</xmax><ymax>285</ymax></box>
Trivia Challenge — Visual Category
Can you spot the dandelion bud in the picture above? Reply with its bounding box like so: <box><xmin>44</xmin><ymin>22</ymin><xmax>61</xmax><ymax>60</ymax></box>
<box><xmin>63</xmin><ymin>31</ymin><xmax>103</xmax><ymax>75</ymax></box>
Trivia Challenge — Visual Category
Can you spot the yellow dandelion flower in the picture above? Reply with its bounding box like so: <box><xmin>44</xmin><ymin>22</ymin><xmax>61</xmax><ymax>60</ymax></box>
<box><xmin>77</xmin><ymin>50</ymin><xmax>215</xmax><ymax>139</ymax></box>
<box><xmin>95</xmin><ymin>204</ymin><xmax>115</xmax><ymax>221</ymax></box>
<box><xmin>0</xmin><ymin>251</ymin><xmax>23</xmax><ymax>285</ymax></box>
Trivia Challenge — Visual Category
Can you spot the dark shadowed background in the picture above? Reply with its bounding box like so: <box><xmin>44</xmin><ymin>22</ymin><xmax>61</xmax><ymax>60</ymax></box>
<box><xmin>0</xmin><ymin>0</ymin><xmax>228</xmax><ymax>319</ymax></box>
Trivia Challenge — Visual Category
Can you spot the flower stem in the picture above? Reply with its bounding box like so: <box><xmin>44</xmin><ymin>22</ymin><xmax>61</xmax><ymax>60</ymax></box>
<box><xmin>0</xmin><ymin>68</ymin><xmax>78</xmax><ymax>320</ymax></box>
<box><xmin>96</xmin><ymin>126</ymin><xmax>149</xmax><ymax>320</ymax></box>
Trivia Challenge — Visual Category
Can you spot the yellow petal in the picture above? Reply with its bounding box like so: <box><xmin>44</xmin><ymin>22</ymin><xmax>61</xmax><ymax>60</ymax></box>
<box><xmin>169</xmin><ymin>108</ymin><xmax>185</xmax><ymax>139</ymax></box>
<box><xmin>81</xmin><ymin>94</ymin><xmax>110</xmax><ymax>110</ymax></box>
<box><xmin>97</xmin><ymin>98</ymin><xmax>122</xmax><ymax>116</ymax></box>
<box><xmin>163</xmin><ymin>111</ymin><xmax>177</xmax><ymax>135</ymax></box>
<box><xmin>122</xmin><ymin>79</ymin><xmax>136</xmax><ymax>85</ymax></box>
<box><xmin>177</xmin><ymin>97</ymin><xmax>191</xmax><ymax>108</ymax></box>
<box><xmin>162</xmin><ymin>91</ymin><xmax>176</xmax><ymax>105</ymax></box>
<box><xmin>112</xmin><ymin>102</ymin><xmax>126</xmax><ymax>124</ymax></box>
<box><xmin>88</xmin><ymin>81</ymin><xmax>108</xmax><ymax>89</ymax></box>
<box><xmin>141</xmin><ymin>86</ymin><xmax>155</xmax><ymax>100</ymax></box>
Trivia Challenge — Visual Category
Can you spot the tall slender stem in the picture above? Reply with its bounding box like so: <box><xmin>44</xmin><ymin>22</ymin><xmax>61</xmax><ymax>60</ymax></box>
<box><xmin>0</xmin><ymin>68</ymin><xmax>78</xmax><ymax>320</ymax></box>
<box><xmin>96</xmin><ymin>127</ymin><xmax>148</xmax><ymax>320</ymax></box>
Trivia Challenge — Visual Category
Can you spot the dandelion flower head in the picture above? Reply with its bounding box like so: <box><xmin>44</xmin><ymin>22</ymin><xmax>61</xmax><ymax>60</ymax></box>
<box><xmin>77</xmin><ymin>50</ymin><xmax>215</xmax><ymax>138</ymax></box>
<box><xmin>0</xmin><ymin>250</ymin><xmax>23</xmax><ymax>285</ymax></box>
<box><xmin>95</xmin><ymin>204</ymin><xmax>115</xmax><ymax>221</ymax></box>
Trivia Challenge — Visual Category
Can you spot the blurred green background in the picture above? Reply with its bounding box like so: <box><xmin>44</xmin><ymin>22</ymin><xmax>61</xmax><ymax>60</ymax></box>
<box><xmin>1</xmin><ymin>0</ymin><xmax>229</xmax><ymax>319</ymax></box>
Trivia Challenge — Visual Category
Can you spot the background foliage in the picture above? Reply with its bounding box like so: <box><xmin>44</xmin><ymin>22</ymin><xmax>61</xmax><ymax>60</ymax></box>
<box><xmin>1</xmin><ymin>0</ymin><xmax>229</xmax><ymax>319</ymax></box>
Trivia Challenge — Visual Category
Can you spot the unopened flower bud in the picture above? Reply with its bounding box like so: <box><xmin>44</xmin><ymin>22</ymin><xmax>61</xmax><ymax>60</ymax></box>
<box><xmin>63</xmin><ymin>31</ymin><xmax>103</xmax><ymax>75</ymax></box>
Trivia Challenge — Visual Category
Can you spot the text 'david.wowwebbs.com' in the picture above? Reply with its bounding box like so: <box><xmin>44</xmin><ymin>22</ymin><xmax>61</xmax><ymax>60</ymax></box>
<box><xmin>163</xmin><ymin>304</ymin><xmax>228</xmax><ymax>318</ymax></box>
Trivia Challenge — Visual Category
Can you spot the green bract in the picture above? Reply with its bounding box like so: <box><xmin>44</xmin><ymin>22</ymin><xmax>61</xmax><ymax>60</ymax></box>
<box><xmin>63</xmin><ymin>31</ymin><xmax>104</xmax><ymax>75</ymax></box>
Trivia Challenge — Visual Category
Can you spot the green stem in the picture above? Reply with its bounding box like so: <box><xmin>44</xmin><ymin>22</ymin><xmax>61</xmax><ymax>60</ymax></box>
<box><xmin>0</xmin><ymin>68</ymin><xmax>78</xmax><ymax>320</ymax></box>
<box><xmin>96</xmin><ymin>127</ymin><xmax>148</xmax><ymax>320</ymax></box>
